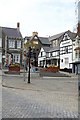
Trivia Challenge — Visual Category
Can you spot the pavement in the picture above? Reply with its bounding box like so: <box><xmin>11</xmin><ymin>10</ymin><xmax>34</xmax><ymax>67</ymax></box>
<box><xmin>1</xmin><ymin>69</ymin><xmax>79</xmax><ymax>118</ymax></box>
<box><xmin>2</xmin><ymin>67</ymin><xmax>79</xmax><ymax>77</ymax></box>
<box><xmin>1</xmin><ymin>69</ymin><xmax>79</xmax><ymax>90</ymax></box>
<box><xmin>1</xmin><ymin>68</ymin><xmax>79</xmax><ymax>96</ymax></box>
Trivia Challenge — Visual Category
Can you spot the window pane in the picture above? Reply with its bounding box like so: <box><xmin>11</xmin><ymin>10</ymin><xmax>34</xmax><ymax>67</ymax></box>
<box><xmin>9</xmin><ymin>40</ymin><xmax>15</xmax><ymax>48</ymax></box>
<box><xmin>17</xmin><ymin>41</ymin><xmax>21</xmax><ymax>48</ymax></box>
<box><xmin>13</xmin><ymin>54</ymin><xmax>20</xmax><ymax>63</ymax></box>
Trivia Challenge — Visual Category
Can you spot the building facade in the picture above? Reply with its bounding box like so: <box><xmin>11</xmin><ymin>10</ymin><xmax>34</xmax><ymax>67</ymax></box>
<box><xmin>1</xmin><ymin>23</ymin><xmax>23</xmax><ymax>67</ymax></box>
<box><xmin>0</xmin><ymin>27</ymin><xmax>2</xmax><ymax>69</ymax></box>
<box><xmin>38</xmin><ymin>46</ymin><xmax>60</xmax><ymax>67</ymax></box>
<box><xmin>24</xmin><ymin>32</ymin><xmax>51</xmax><ymax>66</ymax></box>
<box><xmin>60</xmin><ymin>32</ymin><xmax>76</xmax><ymax>72</ymax></box>
<box><xmin>38</xmin><ymin>30</ymin><xmax>79</xmax><ymax>74</ymax></box>
<box><xmin>72</xmin><ymin>35</ymin><xmax>80</xmax><ymax>74</ymax></box>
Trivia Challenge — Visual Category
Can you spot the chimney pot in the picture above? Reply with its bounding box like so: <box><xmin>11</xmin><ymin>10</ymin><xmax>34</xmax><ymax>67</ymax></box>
<box><xmin>17</xmin><ymin>22</ymin><xmax>20</xmax><ymax>31</ymax></box>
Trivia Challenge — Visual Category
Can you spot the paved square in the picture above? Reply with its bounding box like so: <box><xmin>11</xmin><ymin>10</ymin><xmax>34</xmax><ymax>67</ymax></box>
<box><xmin>2</xmin><ymin>72</ymin><xmax>79</xmax><ymax>118</ymax></box>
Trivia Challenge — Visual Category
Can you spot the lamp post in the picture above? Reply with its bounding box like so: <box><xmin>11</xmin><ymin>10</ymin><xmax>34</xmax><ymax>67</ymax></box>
<box><xmin>24</xmin><ymin>38</ymin><xmax>38</xmax><ymax>83</ymax></box>
<box><xmin>23</xmin><ymin>50</ymin><xmax>26</xmax><ymax>81</ymax></box>
<box><xmin>28</xmin><ymin>47</ymin><xmax>31</xmax><ymax>83</ymax></box>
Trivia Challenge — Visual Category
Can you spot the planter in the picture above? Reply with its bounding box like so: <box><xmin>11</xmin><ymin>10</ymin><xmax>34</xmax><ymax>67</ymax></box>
<box><xmin>9</xmin><ymin>64</ymin><xmax>20</xmax><ymax>72</ymax></box>
<box><xmin>41</xmin><ymin>66</ymin><xmax>59</xmax><ymax>72</ymax></box>
<box><xmin>9</xmin><ymin>66</ymin><xmax>20</xmax><ymax>72</ymax></box>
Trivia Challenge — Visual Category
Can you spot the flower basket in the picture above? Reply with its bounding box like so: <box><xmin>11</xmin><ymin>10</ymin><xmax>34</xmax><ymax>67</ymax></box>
<box><xmin>40</xmin><ymin>66</ymin><xmax>60</xmax><ymax>77</ymax></box>
<box><xmin>41</xmin><ymin>66</ymin><xmax>59</xmax><ymax>72</ymax></box>
<box><xmin>9</xmin><ymin>64</ymin><xmax>20</xmax><ymax>72</ymax></box>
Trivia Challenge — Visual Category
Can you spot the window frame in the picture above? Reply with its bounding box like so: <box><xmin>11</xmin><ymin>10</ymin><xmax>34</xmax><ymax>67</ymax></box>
<box><xmin>17</xmin><ymin>40</ymin><xmax>21</xmax><ymax>48</ymax></box>
<box><xmin>9</xmin><ymin>39</ymin><xmax>15</xmax><ymax>48</ymax></box>
<box><xmin>13</xmin><ymin>54</ymin><xmax>20</xmax><ymax>63</ymax></box>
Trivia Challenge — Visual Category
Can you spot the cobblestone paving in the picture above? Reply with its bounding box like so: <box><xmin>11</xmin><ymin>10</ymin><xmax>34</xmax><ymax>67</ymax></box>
<box><xmin>2</xmin><ymin>78</ymin><xmax>78</xmax><ymax>118</ymax></box>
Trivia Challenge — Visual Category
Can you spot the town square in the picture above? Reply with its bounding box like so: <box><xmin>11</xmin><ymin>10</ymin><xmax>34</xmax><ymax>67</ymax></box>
<box><xmin>0</xmin><ymin>0</ymin><xmax>80</xmax><ymax>119</ymax></box>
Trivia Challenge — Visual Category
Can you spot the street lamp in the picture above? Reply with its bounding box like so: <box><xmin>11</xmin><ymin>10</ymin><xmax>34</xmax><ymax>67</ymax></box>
<box><xmin>28</xmin><ymin>47</ymin><xmax>31</xmax><ymax>83</ymax></box>
<box><xmin>24</xmin><ymin>38</ymin><xmax>38</xmax><ymax>83</ymax></box>
<box><xmin>23</xmin><ymin>50</ymin><xmax>27</xmax><ymax>81</ymax></box>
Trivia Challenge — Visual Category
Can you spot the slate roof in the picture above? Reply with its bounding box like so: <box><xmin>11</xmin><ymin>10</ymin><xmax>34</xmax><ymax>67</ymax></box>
<box><xmin>43</xmin><ymin>46</ymin><xmax>59</xmax><ymax>53</ymax></box>
<box><xmin>2</xmin><ymin>27</ymin><xmax>22</xmax><ymax>38</ymax></box>
<box><xmin>49</xmin><ymin>46</ymin><xmax>60</xmax><ymax>52</ymax></box>
<box><xmin>43</xmin><ymin>47</ymin><xmax>52</xmax><ymax>52</ymax></box>
<box><xmin>25</xmin><ymin>35</ymin><xmax>51</xmax><ymax>45</ymax></box>
<box><xmin>39</xmin><ymin>37</ymin><xmax>50</xmax><ymax>45</ymax></box>
<box><xmin>49</xmin><ymin>32</ymin><xmax>65</xmax><ymax>41</ymax></box>
<box><xmin>67</xmin><ymin>30</ymin><xmax>76</xmax><ymax>40</ymax></box>
<box><xmin>49</xmin><ymin>30</ymin><xmax>76</xmax><ymax>42</ymax></box>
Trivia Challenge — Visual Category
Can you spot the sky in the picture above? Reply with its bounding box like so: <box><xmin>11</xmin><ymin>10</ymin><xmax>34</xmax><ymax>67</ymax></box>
<box><xmin>0</xmin><ymin>0</ymin><xmax>76</xmax><ymax>37</ymax></box>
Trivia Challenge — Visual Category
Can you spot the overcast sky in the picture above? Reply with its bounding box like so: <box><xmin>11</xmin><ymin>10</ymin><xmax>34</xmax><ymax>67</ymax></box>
<box><xmin>0</xmin><ymin>0</ymin><xmax>76</xmax><ymax>37</ymax></box>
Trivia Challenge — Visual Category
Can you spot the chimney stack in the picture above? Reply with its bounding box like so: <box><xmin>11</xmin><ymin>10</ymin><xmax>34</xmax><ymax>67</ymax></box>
<box><xmin>77</xmin><ymin>1</ymin><xmax>80</xmax><ymax>33</ymax></box>
<box><xmin>17</xmin><ymin>22</ymin><xmax>20</xmax><ymax>31</ymax></box>
<box><xmin>32</xmin><ymin>32</ymin><xmax>38</xmax><ymax>36</ymax></box>
<box><xmin>77</xmin><ymin>23</ymin><xmax>80</xmax><ymax>33</ymax></box>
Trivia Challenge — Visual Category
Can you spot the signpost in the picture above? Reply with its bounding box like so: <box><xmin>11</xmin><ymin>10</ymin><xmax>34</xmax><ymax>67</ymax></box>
<box><xmin>23</xmin><ymin>51</ymin><xmax>27</xmax><ymax>81</ymax></box>
<box><xmin>28</xmin><ymin>47</ymin><xmax>31</xmax><ymax>83</ymax></box>
<box><xmin>23</xmin><ymin>40</ymin><xmax>38</xmax><ymax>83</ymax></box>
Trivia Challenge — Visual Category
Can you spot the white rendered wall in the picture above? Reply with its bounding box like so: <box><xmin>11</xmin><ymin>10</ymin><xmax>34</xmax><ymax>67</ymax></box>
<box><xmin>60</xmin><ymin>38</ymin><xmax>72</xmax><ymax>69</ymax></box>
<box><xmin>38</xmin><ymin>48</ymin><xmax>46</xmax><ymax>66</ymax></box>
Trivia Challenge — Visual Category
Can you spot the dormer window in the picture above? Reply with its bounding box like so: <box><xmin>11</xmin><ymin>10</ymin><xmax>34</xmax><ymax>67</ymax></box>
<box><xmin>63</xmin><ymin>33</ymin><xmax>69</xmax><ymax>41</ymax></box>
<box><xmin>64</xmin><ymin>35</ymin><xmax>67</xmax><ymax>40</ymax></box>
